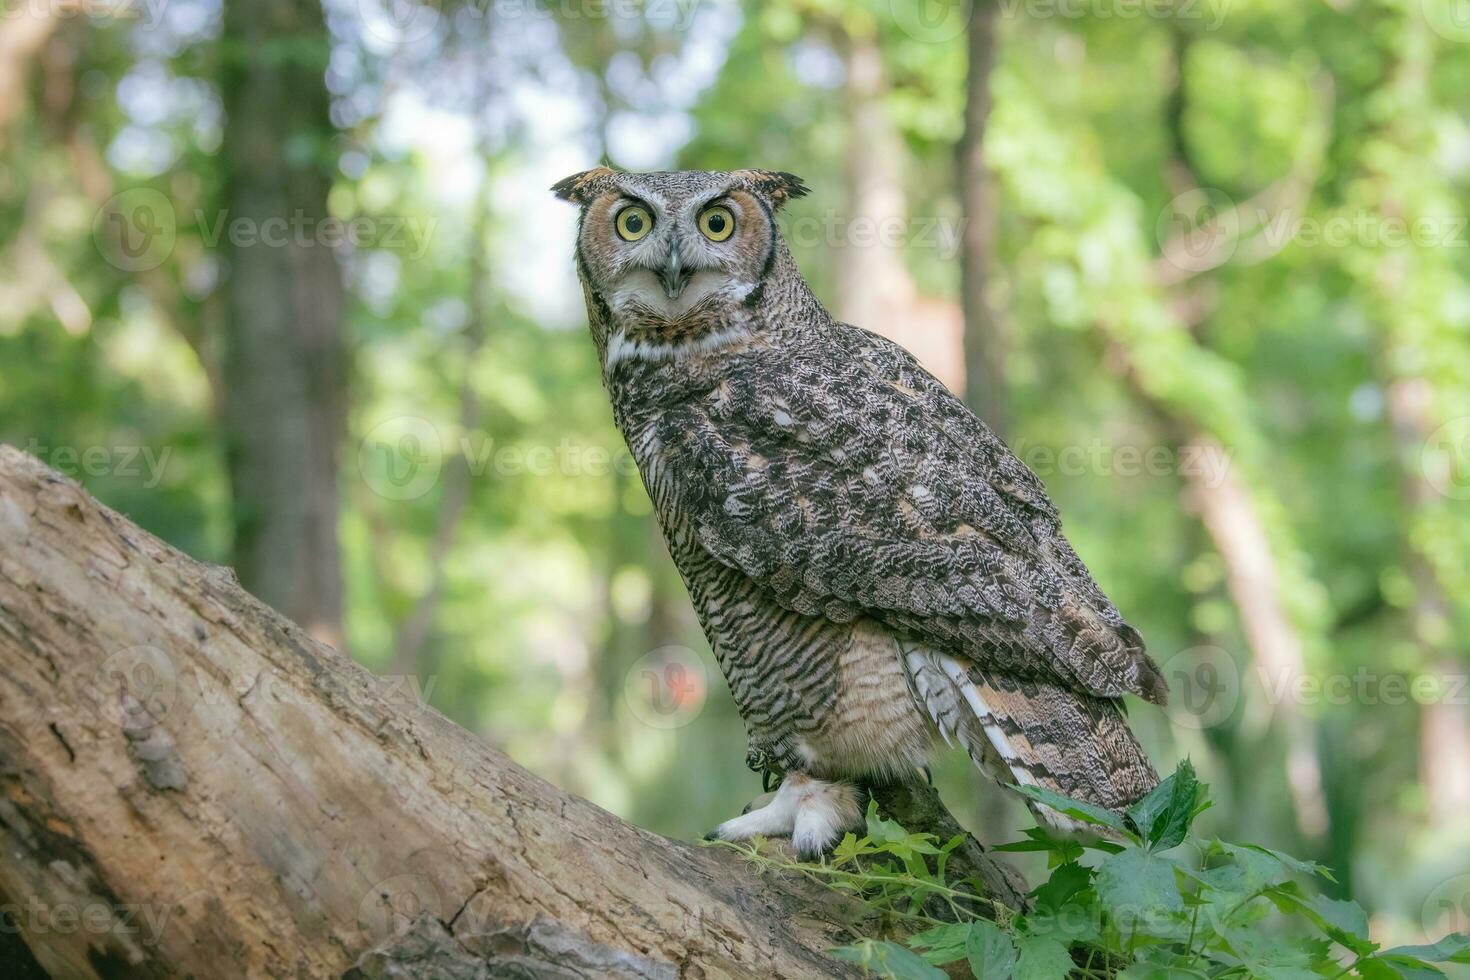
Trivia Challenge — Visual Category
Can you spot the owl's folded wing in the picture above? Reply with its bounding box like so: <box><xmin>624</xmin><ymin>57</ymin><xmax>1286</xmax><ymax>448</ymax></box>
<box><xmin>650</xmin><ymin>331</ymin><xmax>1167</xmax><ymax>704</ymax></box>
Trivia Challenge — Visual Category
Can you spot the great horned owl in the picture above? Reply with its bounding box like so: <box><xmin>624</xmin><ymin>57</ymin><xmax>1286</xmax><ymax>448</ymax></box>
<box><xmin>554</xmin><ymin>167</ymin><xmax>1167</xmax><ymax>856</ymax></box>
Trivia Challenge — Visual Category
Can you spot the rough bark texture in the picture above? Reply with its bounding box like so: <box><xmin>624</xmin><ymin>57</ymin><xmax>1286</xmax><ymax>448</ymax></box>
<box><xmin>219</xmin><ymin>0</ymin><xmax>347</xmax><ymax>649</ymax></box>
<box><xmin>0</xmin><ymin>447</ymin><xmax>1025</xmax><ymax>979</ymax></box>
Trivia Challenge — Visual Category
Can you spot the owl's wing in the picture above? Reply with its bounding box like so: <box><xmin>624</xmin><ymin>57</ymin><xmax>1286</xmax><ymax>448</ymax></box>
<box><xmin>652</xmin><ymin>325</ymin><xmax>1167</xmax><ymax>704</ymax></box>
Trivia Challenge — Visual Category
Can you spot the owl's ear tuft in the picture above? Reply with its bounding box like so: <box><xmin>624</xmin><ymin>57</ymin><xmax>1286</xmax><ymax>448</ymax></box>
<box><xmin>551</xmin><ymin>167</ymin><xmax>618</xmax><ymax>205</ymax></box>
<box><xmin>733</xmin><ymin>170</ymin><xmax>809</xmax><ymax>208</ymax></box>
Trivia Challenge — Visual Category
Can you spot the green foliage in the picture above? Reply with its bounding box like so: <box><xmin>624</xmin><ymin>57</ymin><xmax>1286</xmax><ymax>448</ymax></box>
<box><xmin>721</xmin><ymin>763</ymin><xmax>1470</xmax><ymax>979</ymax></box>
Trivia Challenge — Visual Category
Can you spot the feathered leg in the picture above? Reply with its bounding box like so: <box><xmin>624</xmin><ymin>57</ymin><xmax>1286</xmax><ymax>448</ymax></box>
<box><xmin>705</xmin><ymin>773</ymin><xmax>863</xmax><ymax>859</ymax></box>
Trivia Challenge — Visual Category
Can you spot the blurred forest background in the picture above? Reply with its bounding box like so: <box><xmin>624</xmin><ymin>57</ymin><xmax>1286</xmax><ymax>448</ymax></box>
<box><xmin>2</xmin><ymin>0</ymin><xmax>1469</xmax><ymax>956</ymax></box>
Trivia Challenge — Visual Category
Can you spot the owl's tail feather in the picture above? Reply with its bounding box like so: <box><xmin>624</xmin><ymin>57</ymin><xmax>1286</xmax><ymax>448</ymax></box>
<box><xmin>907</xmin><ymin>650</ymin><xmax>1158</xmax><ymax>835</ymax></box>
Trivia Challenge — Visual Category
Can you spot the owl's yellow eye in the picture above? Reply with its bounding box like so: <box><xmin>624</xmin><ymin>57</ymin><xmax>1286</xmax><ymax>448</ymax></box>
<box><xmin>615</xmin><ymin>205</ymin><xmax>653</xmax><ymax>241</ymax></box>
<box><xmin>698</xmin><ymin>205</ymin><xmax>735</xmax><ymax>242</ymax></box>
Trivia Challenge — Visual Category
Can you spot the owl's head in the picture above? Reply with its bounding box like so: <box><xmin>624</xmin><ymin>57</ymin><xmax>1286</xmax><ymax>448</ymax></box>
<box><xmin>552</xmin><ymin>168</ymin><xmax>807</xmax><ymax>353</ymax></box>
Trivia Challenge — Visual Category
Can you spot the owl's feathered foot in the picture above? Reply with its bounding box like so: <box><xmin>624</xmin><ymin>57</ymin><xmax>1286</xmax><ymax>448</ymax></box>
<box><xmin>704</xmin><ymin>773</ymin><xmax>863</xmax><ymax>860</ymax></box>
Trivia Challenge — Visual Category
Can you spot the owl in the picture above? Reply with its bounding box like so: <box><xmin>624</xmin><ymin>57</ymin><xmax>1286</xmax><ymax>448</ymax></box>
<box><xmin>553</xmin><ymin>167</ymin><xmax>1167</xmax><ymax>857</ymax></box>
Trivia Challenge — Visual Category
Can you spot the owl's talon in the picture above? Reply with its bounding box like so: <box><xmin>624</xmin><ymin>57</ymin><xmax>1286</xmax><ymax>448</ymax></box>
<box><xmin>706</xmin><ymin>773</ymin><xmax>862</xmax><ymax>861</ymax></box>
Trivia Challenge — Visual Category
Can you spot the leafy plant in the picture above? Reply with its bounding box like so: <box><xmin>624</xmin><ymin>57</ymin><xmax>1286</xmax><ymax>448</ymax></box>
<box><xmin>713</xmin><ymin>762</ymin><xmax>1470</xmax><ymax>979</ymax></box>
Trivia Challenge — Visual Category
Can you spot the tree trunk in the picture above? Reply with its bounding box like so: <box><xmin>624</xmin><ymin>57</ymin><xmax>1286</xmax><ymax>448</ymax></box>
<box><xmin>956</xmin><ymin>0</ymin><xmax>1008</xmax><ymax>435</ymax></box>
<box><xmin>834</xmin><ymin>32</ymin><xmax>965</xmax><ymax>394</ymax></box>
<box><xmin>0</xmin><ymin>5</ymin><xmax>58</xmax><ymax>149</ymax></box>
<box><xmin>0</xmin><ymin>446</ymin><xmax>1024</xmax><ymax>978</ymax></box>
<box><xmin>1385</xmin><ymin>378</ymin><xmax>1470</xmax><ymax>829</ymax></box>
<box><xmin>218</xmin><ymin>0</ymin><xmax>347</xmax><ymax>649</ymax></box>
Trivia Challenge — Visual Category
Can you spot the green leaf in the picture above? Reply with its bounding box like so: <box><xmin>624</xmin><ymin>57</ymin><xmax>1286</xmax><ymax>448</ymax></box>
<box><xmin>1308</xmin><ymin>895</ymin><xmax>1373</xmax><ymax>950</ymax></box>
<box><xmin>1235</xmin><ymin>842</ymin><xmax>1338</xmax><ymax>883</ymax></box>
<box><xmin>1371</xmin><ymin>957</ymin><xmax>1449</xmax><ymax>980</ymax></box>
<box><xmin>1382</xmin><ymin>933</ymin><xmax>1470</xmax><ymax>963</ymax></box>
<box><xmin>832</xmin><ymin>832</ymin><xmax>876</xmax><ymax>864</ymax></box>
<box><xmin>1012</xmin><ymin>934</ymin><xmax>1073</xmax><ymax>980</ymax></box>
<box><xmin>906</xmin><ymin>922</ymin><xmax>972</xmax><ymax>966</ymax></box>
<box><xmin>1030</xmin><ymin>861</ymin><xmax>1094</xmax><ymax>914</ymax></box>
<box><xmin>994</xmin><ymin>826</ymin><xmax>1086</xmax><ymax>865</ymax></box>
<box><xmin>1265</xmin><ymin>885</ymin><xmax>1376</xmax><ymax>954</ymax></box>
<box><xmin>1095</xmin><ymin>849</ymin><xmax>1185</xmax><ymax>925</ymax></box>
<box><xmin>831</xmin><ymin>939</ymin><xmax>949</xmax><ymax>979</ymax></box>
<box><xmin>1125</xmin><ymin>759</ymin><xmax>1199</xmax><ymax>850</ymax></box>
<box><xmin>966</xmin><ymin>920</ymin><xmax>1018</xmax><ymax>979</ymax></box>
<box><xmin>865</xmin><ymin>800</ymin><xmax>909</xmax><ymax>846</ymax></box>
<box><xmin>1012</xmin><ymin>783</ymin><xmax>1129</xmax><ymax>834</ymax></box>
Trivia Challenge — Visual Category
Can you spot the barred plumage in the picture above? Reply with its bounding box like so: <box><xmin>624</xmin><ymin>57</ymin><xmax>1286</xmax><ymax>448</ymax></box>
<box><xmin>555</xmin><ymin>168</ymin><xmax>1166</xmax><ymax>852</ymax></box>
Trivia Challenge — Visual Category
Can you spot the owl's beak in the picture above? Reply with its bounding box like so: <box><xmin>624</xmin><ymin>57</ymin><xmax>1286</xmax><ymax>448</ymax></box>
<box><xmin>658</xmin><ymin>241</ymin><xmax>693</xmax><ymax>300</ymax></box>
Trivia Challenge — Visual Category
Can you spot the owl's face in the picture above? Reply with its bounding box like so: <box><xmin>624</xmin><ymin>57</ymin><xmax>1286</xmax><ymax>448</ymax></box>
<box><xmin>554</xmin><ymin>169</ymin><xmax>807</xmax><ymax>346</ymax></box>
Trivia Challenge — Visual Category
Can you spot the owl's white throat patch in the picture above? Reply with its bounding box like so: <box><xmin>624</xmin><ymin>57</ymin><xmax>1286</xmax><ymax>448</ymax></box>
<box><xmin>604</xmin><ymin>323</ymin><xmax>754</xmax><ymax>370</ymax></box>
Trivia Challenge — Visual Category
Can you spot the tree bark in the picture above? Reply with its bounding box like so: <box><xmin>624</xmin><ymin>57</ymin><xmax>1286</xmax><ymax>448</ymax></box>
<box><xmin>0</xmin><ymin>446</ymin><xmax>1024</xmax><ymax>979</ymax></box>
<box><xmin>218</xmin><ymin>0</ymin><xmax>347</xmax><ymax>649</ymax></box>
<box><xmin>957</xmin><ymin>0</ymin><xmax>1008</xmax><ymax>435</ymax></box>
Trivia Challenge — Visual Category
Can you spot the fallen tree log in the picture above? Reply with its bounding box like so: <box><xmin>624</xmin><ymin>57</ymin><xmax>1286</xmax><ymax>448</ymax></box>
<box><xmin>0</xmin><ymin>446</ymin><xmax>1025</xmax><ymax>978</ymax></box>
